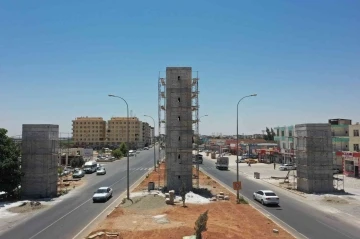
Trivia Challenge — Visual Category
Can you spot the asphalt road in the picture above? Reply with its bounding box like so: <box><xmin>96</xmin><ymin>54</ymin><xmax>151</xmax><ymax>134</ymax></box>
<box><xmin>200</xmin><ymin>158</ymin><xmax>360</xmax><ymax>239</ymax></box>
<box><xmin>0</xmin><ymin>147</ymin><xmax>160</xmax><ymax>239</ymax></box>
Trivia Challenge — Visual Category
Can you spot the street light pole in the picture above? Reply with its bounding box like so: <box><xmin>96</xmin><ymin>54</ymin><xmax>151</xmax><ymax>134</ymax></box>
<box><xmin>236</xmin><ymin>94</ymin><xmax>257</xmax><ymax>201</ymax></box>
<box><xmin>108</xmin><ymin>94</ymin><xmax>130</xmax><ymax>200</ymax></box>
<box><xmin>144</xmin><ymin>115</ymin><xmax>156</xmax><ymax>171</ymax></box>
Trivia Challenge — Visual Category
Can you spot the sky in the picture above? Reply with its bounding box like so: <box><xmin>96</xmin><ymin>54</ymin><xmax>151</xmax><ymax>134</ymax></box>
<box><xmin>1</xmin><ymin>0</ymin><xmax>359</xmax><ymax>137</ymax></box>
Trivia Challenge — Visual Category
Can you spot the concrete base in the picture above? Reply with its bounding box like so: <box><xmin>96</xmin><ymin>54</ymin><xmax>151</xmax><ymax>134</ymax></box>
<box><xmin>297</xmin><ymin>178</ymin><xmax>334</xmax><ymax>193</ymax></box>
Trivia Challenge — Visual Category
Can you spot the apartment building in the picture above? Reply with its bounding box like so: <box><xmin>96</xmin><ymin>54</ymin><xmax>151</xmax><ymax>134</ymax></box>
<box><xmin>349</xmin><ymin>122</ymin><xmax>360</xmax><ymax>152</ymax></box>
<box><xmin>72</xmin><ymin>117</ymin><xmax>106</xmax><ymax>146</ymax></box>
<box><xmin>329</xmin><ymin>118</ymin><xmax>351</xmax><ymax>151</ymax></box>
<box><xmin>72</xmin><ymin>116</ymin><xmax>152</xmax><ymax>148</ymax></box>
<box><xmin>139</xmin><ymin>121</ymin><xmax>152</xmax><ymax>147</ymax></box>
<box><xmin>274</xmin><ymin>126</ymin><xmax>296</xmax><ymax>150</ymax></box>
<box><xmin>107</xmin><ymin>117</ymin><xmax>140</xmax><ymax>147</ymax></box>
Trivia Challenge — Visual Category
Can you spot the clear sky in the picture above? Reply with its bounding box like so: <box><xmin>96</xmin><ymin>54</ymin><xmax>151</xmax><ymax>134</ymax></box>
<box><xmin>1</xmin><ymin>0</ymin><xmax>359</xmax><ymax>137</ymax></box>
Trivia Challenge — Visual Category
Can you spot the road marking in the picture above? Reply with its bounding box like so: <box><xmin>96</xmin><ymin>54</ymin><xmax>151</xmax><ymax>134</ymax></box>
<box><xmin>72</xmin><ymin>166</ymin><xmax>153</xmax><ymax>239</ymax></box>
<box><xmin>316</xmin><ymin>220</ymin><xmax>355</xmax><ymax>239</ymax></box>
<box><xmin>28</xmin><ymin>161</ymin><xmax>153</xmax><ymax>239</ymax></box>
<box><xmin>199</xmin><ymin>167</ymin><xmax>309</xmax><ymax>239</ymax></box>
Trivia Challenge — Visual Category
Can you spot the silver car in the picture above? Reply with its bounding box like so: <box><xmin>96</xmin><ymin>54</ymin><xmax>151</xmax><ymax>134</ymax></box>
<box><xmin>96</xmin><ymin>167</ymin><xmax>106</xmax><ymax>175</ymax></box>
<box><xmin>93</xmin><ymin>187</ymin><xmax>113</xmax><ymax>202</ymax></box>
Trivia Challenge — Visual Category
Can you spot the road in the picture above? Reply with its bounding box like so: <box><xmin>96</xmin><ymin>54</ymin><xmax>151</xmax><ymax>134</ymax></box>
<box><xmin>200</xmin><ymin>158</ymin><xmax>360</xmax><ymax>239</ymax></box>
<box><xmin>0</xmin><ymin>147</ymin><xmax>161</xmax><ymax>239</ymax></box>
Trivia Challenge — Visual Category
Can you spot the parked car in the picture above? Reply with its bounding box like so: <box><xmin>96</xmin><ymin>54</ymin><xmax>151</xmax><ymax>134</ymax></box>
<box><xmin>96</xmin><ymin>167</ymin><xmax>106</xmax><ymax>175</ymax></box>
<box><xmin>279</xmin><ymin>164</ymin><xmax>296</xmax><ymax>171</ymax></box>
<box><xmin>93</xmin><ymin>187</ymin><xmax>113</xmax><ymax>202</ymax></box>
<box><xmin>253</xmin><ymin>190</ymin><xmax>280</xmax><ymax>205</ymax></box>
<box><xmin>72</xmin><ymin>170</ymin><xmax>85</xmax><ymax>178</ymax></box>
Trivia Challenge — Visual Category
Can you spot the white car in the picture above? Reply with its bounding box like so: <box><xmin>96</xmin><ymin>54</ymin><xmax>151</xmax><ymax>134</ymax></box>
<box><xmin>96</xmin><ymin>167</ymin><xmax>106</xmax><ymax>175</ymax></box>
<box><xmin>279</xmin><ymin>164</ymin><xmax>296</xmax><ymax>171</ymax></box>
<box><xmin>93</xmin><ymin>187</ymin><xmax>113</xmax><ymax>202</ymax></box>
<box><xmin>253</xmin><ymin>190</ymin><xmax>280</xmax><ymax>205</ymax></box>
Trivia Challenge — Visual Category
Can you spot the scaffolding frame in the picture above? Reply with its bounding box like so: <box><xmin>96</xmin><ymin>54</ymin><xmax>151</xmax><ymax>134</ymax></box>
<box><xmin>191</xmin><ymin>73</ymin><xmax>200</xmax><ymax>188</ymax></box>
<box><xmin>294</xmin><ymin>128</ymin><xmax>335</xmax><ymax>193</ymax></box>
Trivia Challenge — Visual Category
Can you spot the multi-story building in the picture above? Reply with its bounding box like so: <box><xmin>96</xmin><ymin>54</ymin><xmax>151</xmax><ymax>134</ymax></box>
<box><xmin>72</xmin><ymin>117</ymin><xmax>106</xmax><ymax>147</ymax></box>
<box><xmin>329</xmin><ymin>118</ymin><xmax>351</xmax><ymax>151</ymax></box>
<box><xmin>150</xmin><ymin>127</ymin><xmax>155</xmax><ymax>144</ymax></box>
<box><xmin>349</xmin><ymin>122</ymin><xmax>360</xmax><ymax>152</ymax></box>
<box><xmin>139</xmin><ymin>121</ymin><xmax>151</xmax><ymax>147</ymax></box>
<box><xmin>274</xmin><ymin>126</ymin><xmax>296</xmax><ymax>150</ymax></box>
<box><xmin>107</xmin><ymin>117</ymin><xmax>140</xmax><ymax>148</ymax></box>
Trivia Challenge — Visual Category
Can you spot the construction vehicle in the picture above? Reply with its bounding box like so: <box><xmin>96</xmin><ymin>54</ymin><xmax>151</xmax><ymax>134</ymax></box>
<box><xmin>215</xmin><ymin>157</ymin><xmax>229</xmax><ymax>170</ymax></box>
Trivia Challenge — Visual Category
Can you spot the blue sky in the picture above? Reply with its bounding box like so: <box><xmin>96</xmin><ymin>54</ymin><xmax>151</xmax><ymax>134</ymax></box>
<box><xmin>1</xmin><ymin>0</ymin><xmax>359</xmax><ymax>137</ymax></box>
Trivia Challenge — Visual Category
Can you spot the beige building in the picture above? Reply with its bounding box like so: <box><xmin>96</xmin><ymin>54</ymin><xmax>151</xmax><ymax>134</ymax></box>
<box><xmin>349</xmin><ymin>123</ymin><xmax>360</xmax><ymax>152</ymax></box>
<box><xmin>72</xmin><ymin>117</ymin><xmax>106</xmax><ymax>146</ymax></box>
<box><xmin>72</xmin><ymin>116</ymin><xmax>152</xmax><ymax>148</ymax></box>
<box><xmin>107</xmin><ymin>117</ymin><xmax>141</xmax><ymax>147</ymax></box>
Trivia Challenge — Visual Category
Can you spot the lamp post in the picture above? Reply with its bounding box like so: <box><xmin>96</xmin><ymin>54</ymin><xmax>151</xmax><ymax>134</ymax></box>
<box><xmin>108</xmin><ymin>94</ymin><xmax>130</xmax><ymax>200</ymax></box>
<box><xmin>236</xmin><ymin>94</ymin><xmax>257</xmax><ymax>201</ymax></box>
<box><xmin>144</xmin><ymin>115</ymin><xmax>156</xmax><ymax>171</ymax></box>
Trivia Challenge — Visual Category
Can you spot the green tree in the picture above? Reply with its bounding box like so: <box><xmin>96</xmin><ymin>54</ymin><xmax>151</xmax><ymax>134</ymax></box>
<box><xmin>194</xmin><ymin>210</ymin><xmax>209</xmax><ymax>239</ymax></box>
<box><xmin>0</xmin><ymin>128</ymin><xmax>23</xmax><ymax>198</ymax></box>
<box><xmin>70</xmin><ymin>157</ymin><xmax>85</xmax><ymax>168</ymax></box>
<box><xmin>111</xmin><ymin>148</ymin><xmax>123</xmax><ymax>159</ymax></box>
<box><xmin>119</xmin><ymin>142</ymin><xmax>127</xmax><ymax>156</ymax></box>
<box><xmin>270</xmin><ymin>128</ymin><xmax>276</xmax><ymax>141</ymax></box>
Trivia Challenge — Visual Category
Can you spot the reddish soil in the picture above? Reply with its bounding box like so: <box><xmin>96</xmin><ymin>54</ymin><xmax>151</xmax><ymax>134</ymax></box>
<box><xmin>88</xmin><ymin>163</ymin><xmax>294</xmax><ymax>239</ymax></box>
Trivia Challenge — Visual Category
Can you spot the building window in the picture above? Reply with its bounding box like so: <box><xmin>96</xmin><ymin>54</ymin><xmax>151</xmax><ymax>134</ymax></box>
<box><xmin>281</xmin><ymin>131</ymin><xmax>285</xmax><ymax>137</ymax></box>
<box><xmin>178</xmin><ymin>97</ymin><xmax>181</xmax><ymax>102</ymax></box>
<box><xmin>276</xmin><ymin>129</ymin><xmax>279</xmax><ymax>136</ymax></box>
<box><xmin>178</xmin><ymin>116</ymin><xmax>181</xmax><ymax>121</ymax></box>
<box><xmin>354</xmin><ymin>130</ymin><xmax>359</xmax><ymax>137</ymax></box>
<box><xmin>178</xmin><ymin>76</ymin><xmax>181</xmax><ymax>80</ymax></box>
<box><xmin>354</xmin><ymin>144</ymin><xmax>359</xmax><ymax>151</ymax></box>
<box><xmin>289</xmin><ymin>131</ymin><xmax>293</xmax><ymax>137</ymax></box>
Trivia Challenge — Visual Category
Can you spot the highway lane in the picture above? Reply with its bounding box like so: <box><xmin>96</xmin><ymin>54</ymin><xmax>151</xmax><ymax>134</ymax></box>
<box><xmin>0</xmin><ymin>147</ymin><xmax>160</xmax><ymax>239</ymax></box>
<box><xmin>200</xmin><ymin>158</ymin><xmax>360</xmax><ymax>239</ymax></box>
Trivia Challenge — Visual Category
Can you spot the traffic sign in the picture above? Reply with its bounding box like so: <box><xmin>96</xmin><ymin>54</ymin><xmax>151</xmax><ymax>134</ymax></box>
<box><xmin>233</xmin><ymin>181</ymin><xmax>242</xmax><ymax>190</ymax></box>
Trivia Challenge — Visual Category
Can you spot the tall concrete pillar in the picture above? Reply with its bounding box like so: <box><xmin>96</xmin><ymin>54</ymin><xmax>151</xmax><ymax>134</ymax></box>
<box><xmin>165</xmin><ymin>67</ymin><xmax>193</xmax><ymax>192</ymax></box>
<box><xmin>295</xmin><ymin>123</ymin><xmax>334</xmax><ymax>193</ymax></box>
<box><xmin>21</xmin><ymin>124</ymin><xmax>59</xmax><ymax>198</ymax></box>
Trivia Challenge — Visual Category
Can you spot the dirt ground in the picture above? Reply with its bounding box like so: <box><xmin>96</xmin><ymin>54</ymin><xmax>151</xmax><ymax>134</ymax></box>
<box><xmin>7</xmin><ymin>201</ymin><xmax>47</xmax><ymax>213</ymax></box>
<box><xmin>88</xmin><ymin>162</ymin><xmax>294</xmax><ymax>239</ymax></box>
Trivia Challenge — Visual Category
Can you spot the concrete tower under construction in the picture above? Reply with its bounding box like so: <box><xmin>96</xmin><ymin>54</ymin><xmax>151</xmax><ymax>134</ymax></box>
<box><xmin>164</xmin><ymin>67</ymin><xmax>193</xmax><ymax>192</ymax></box>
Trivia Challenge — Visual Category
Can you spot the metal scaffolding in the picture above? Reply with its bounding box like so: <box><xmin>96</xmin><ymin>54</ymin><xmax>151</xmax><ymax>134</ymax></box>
<box><xmin>191</xmin><ymin>73</ymin><xmax>200</xmax><ymax>188</ymax></box>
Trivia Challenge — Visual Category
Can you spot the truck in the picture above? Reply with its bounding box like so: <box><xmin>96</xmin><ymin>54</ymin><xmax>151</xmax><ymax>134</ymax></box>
<box><xmin>215</xmin><ymin>157</ymin><xmax>229</xmax><ymax>170</ymax></box>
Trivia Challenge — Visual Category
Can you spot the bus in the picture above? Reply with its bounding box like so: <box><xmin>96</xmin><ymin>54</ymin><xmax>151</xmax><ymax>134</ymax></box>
<box><xmin>83</xmin><ymin>161</ymin><xmax>97</xmax><ymax>174</ymax></box>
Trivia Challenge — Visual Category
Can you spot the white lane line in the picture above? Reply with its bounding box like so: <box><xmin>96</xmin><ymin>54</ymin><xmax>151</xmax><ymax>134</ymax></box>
<box><xmin>28</xmin><ymin>161</ymin><xmax>153</xmax><ymax>239</ymax></box>
<box><xmin>72</xmin><ymin>166</ymin><xmax>153</xmax><ymax>239</ymax></box>
<box><xmin>199</xmin><ymin>167</ymin><xmax>309</xmax><ymax>239</ymax></box>
<box><xmin>316</xmin><ymin>220</ymin><xmax>355</xmax><ymax>239</ymax></box>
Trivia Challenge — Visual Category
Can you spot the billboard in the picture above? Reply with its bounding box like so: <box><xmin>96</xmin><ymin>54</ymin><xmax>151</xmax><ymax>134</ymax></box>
<box><xmin>83</xmin><ymin>148</ymin><xmax>93</xmax><ymax>157</ymax></box>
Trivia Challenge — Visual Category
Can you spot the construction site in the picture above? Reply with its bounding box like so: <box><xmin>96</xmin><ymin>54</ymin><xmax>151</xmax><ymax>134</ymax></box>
<box><xmin>158</xmin><ymin>67</ymin><xmax>200</xmax><ymax>192</ymax></box>
<box><xmin>21</xmin><ymin>124</ymin><xmax>59</xmax><ymax>198</ymax></box>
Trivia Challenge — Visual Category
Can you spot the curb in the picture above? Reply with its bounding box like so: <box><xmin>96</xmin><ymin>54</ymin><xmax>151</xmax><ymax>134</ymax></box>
<box><xmin>227</xmin><ymin>165</ymin><xmax>307</xmax><ymax>199</ymax></box>
<box><xmin>259</xmin><ymin>178</ymin><xmax>307</xmax><ymax>198</ymax></box>
<box><xmin>73</xmin><ymin>167</ymin><xmax>154</xmax><ymax>239</ymax></box>
<box><xmin>198</xmin><ymin>168</ymin><xmax>308</xmax><ymax>239</ymax></box>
